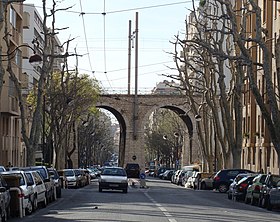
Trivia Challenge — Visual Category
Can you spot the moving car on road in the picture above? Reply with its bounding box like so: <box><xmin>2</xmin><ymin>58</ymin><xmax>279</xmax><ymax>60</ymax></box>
<box><xmin>99</xmin><ymin>167</ymin><xmax>128</xmax><ymax>193</ymax></box>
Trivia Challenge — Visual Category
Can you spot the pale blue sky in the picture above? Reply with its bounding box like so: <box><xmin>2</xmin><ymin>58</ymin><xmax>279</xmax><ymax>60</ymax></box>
<box><xmin>24</xmin><ymin>0</ymin><xmax>196</xmax><ymax>92</ymax></box>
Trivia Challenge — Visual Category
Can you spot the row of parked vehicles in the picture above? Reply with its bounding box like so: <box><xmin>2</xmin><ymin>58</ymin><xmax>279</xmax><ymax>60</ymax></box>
<box><xmin>156</xmin><ymin>166</ymin><xmax>280</xmax><ymax>211</ymax></box>
<box><xmin>0</xmin><ymin>166</ymin><xmax>93</xmax><ymax>221</ymax></box>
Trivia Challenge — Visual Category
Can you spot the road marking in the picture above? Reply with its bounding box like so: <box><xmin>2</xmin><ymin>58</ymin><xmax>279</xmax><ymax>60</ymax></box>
<box><xmin>144</xmin><ymin>192</ymin><xmax>177</xmax><ymax>222</ymax></box>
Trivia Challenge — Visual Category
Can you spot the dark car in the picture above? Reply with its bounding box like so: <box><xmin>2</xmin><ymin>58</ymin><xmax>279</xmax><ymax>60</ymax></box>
<box><xmin>48</xmin><ymin>168</ymin><xmax>62</xmax><ymax>198</ymax></box>
<box><xmin>0</xmin><ymin>174</ymin><xmax>10</xmax><ymax>221</ymax></box>
<box><xmin>228</xmin><ymin>173</ymin><xmax>253</xmax><ymax>199</ymax></box>
<box><xmin>125</xmin><ymin>163</ymin><xmax>140</xmax><ymax>178</ymax></box>
<box><xmin>213</xmin><ymin>169</ymin><xmax>254</xmax><ymax>193</ymax></box>
<box><xmin>259</xmin><ymin>173</ymin><xmax>280</xmax><ymax>210</ymax></box>
<box><xmin>162</xmin><ymin>170</ymin><xmax>175</xmax><ymax>181</ymax></box>
<box><xmin>232</xmin><ymin>174</ymin><xmax>256</xmax><ymax>201</ymax></box>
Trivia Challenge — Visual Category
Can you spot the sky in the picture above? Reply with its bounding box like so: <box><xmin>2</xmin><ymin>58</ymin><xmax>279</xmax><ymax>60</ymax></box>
<box><xmin>24</xmin><ymin>0</ymin><xmax>197</xmax><ymax>93</ymax></box>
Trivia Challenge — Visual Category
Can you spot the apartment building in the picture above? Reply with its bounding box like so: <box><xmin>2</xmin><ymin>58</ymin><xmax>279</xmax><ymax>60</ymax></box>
<box><xmin>0</xmin><ymin>2</ymin><xmax>25</xmax><ymax>167</ymax></box>
<box><xmin>242</xmin><ymin>1</ymin><xmax>280</xmax><ymax>174</ymax></box>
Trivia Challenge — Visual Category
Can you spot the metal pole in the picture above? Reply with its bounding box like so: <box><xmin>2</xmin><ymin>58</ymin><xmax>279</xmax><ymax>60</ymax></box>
<box><xmin>133</xmin><ymin>12</ymin><xmax>138</xmax><ymax>140</ymax></box>
<box><xmin>128</xmin><ymin>20</ymin><xmax>131</xmax><ymax>95</ymax></box>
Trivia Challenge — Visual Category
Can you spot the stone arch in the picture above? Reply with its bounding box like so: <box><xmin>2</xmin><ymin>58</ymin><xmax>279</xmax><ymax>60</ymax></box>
<box><xmin>95</xmin><ymin>105</ymin><xmax>126</xmax><ymax>167</ymax></box>
<box><xmin>140</xmin><ymin>104</ymin><xmax>194</xmax><ymax>166</ymax></box>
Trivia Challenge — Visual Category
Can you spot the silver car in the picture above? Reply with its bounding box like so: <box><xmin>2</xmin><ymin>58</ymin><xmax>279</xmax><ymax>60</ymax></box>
<box><xmin>98</xmin><ymin>167</ymin><xmax>128</xmax><ymax>193</ymax></box>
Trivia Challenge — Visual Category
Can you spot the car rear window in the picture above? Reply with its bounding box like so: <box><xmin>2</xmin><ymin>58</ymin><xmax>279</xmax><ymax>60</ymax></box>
<box><xmin>126</xmin><ymin>164</ymin><xmax>139</xmax><ymax>170</ymax></box>
<box><xmin>102</xmin><ymin>168</ymin><xmax>126</xmax><ymax>176</ymax></box>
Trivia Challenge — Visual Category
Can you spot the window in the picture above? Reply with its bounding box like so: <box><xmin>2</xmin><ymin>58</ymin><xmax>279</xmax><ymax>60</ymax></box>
<box><xmin>10</xmin><ymin>7</ymin><xmax>16</xmax><ymax>28</ymax></box>
<box><xmin>263</xmin><ymin>0</ymin><xmax>266</xmax><ymax>23</ymax></box>
<box><xmin>15</xmin><ymin>49</ymin><xmax>22</xmax><ymax>67</ymax></box>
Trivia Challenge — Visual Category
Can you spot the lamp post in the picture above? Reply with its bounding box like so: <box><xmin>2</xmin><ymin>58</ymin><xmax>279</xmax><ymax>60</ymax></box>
<box><xmin>192</xmin><ymin>114</ymin><xmax>202</xmax><ymax>165</ymax></box>
<box><xmin>174</xmin><ymin>132</ymin><xmax>179</xmax><ymax>170</ymax></box>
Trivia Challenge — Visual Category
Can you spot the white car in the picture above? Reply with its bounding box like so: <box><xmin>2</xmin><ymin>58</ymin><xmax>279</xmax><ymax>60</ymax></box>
<box><xmin>98</xmin><ymin>167</ymin><xmax>128</xmax><ymax>193</ymax></box>
<box><xmin>0</xmin><ymin>171</ymin><xmax>34</xmax><ymax>215</ymax></box>
<box><xmin>25</xmin><ymin>171</ymin><xmax>47</xmax><ymax>210</ymax></box>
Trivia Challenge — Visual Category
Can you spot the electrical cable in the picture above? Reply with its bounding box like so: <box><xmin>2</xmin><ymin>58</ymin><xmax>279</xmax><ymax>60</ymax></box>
<box><xmin>23</xmin><ymin>1</ymin><xmax>193</xmax><ymax>15</ymax></box>
<box><xmin>102</xmin><ymin>0</ymin><xmax>112</xmax><ymax>88</ymax></box>
<box><xmin>79</xmin><ymin>0</ymin><xmax>94</xmax><ymax>74</ymax></box>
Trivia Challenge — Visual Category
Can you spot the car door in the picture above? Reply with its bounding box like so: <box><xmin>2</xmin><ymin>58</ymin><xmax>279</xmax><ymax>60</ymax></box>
<box><xmin>32</xmin><ymin>172</ymin><xmax>46</xmax><ymax>202</ymax></box>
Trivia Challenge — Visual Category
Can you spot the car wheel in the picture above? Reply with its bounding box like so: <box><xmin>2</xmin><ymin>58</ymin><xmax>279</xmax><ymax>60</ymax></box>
<box><xmin>33</xmin><ymin>197</ymin><xmax>38</xmax><ymax>212</ymax></box>
<box><xmin>25</xmin><ymin>200</ymin><xmax>33</xmax><ymax>215</ymax></box>
<box><xmin>123</xmin><ymin>188</ymin><xmax>128</xmax><ymax>193</ymax></box>
<box><xmin>218</xmin><ymin>184</ymin><xmax>228</xmax><ymax>193</ymax></box>
<box><xmin>266</xmin><ymin>197</ymin><xmax>272</xmax><ymax>211</ymax></box>
<box><xmin>1</xmin><ymin>207</ymin><xmax>7</xmax><ymax>222</ymax></box>
<box><xmin>244</xmin><ymin>196</ymin><xmax>249</xmax><ymax>204</ymax></box>
<box><xmin>250</xmin><ymin>196</ymin><xmax>255</xmax><ymax>205</ymax></box>
<box><xmin>6</xmin><ymin>206</ymin><xmax>10</xmax><ymax>220</ymax></box>
<box><xmin>99</xmin><ymin>187</ymin><xmax>102</xmax><ymax>192</ymax></box>
<box><xmin>200</xmin><ymin>182</ymin><xmax>206</xmax><ymax>190</ymax></box>
<box><xmin>42</xmin><ymin>196</ymin><xmax>47</xmax><ymax>208</ymax></box>
<box><xmin>57</xmin><ymin>187</ymin><xmax>62</xmax><ymax>198</ymax></box>
<box><xmin>261</xmin><ymin>196</ymin><xmax>267</xmax><ymax>208</ymax></box>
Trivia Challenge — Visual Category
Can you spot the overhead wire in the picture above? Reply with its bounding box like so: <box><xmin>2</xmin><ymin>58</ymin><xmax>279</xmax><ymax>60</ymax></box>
<box><xmin>23</xmin><ymin>1</ymin><xmax>193</xmax><ymax>15</ymax></box>
<box><xmin>78</xmin><ymin>0</ymin><xmax>94</xmax><ymax>73</ymax></box>
<box><xmin>102</xmin><ymin>0</ymin><xmax>112</xmax><ymax>88</ymax></box>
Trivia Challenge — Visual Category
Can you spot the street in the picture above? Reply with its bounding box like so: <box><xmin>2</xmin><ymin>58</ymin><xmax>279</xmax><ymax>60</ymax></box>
<box><xmin>9</xmin><ymin>177</ymin><xmax>280</xmax><ymax>222</ymax></box>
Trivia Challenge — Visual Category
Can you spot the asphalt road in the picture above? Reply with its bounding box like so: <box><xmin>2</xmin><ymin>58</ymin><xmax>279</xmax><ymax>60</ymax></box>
<box><xmin>8</xmin><ymin>177</ymin><xmax>280</xmax><ymax>222</ymax></box>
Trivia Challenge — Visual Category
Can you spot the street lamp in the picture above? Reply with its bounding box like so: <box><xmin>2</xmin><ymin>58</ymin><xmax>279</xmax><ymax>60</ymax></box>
<box><xmin>173</xmin><ymin>132</ymin><xmax>180</xmax><ymax>170</ymax></box>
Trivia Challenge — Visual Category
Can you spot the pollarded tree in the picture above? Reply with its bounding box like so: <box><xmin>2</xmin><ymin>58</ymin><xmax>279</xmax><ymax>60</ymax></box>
<box><xmin>46</xmin><ymin>70</ymin><xmax>100</xmax><ymax>169</ymax></box>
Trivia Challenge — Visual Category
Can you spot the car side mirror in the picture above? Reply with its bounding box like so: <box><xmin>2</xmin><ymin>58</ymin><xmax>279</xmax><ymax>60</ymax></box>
<box><xmin>44</xmin><ymin>178</ymin><xmax>50</xmax><ymax>183</ymax></box>
<box><xmin>0</xmin><ymin>187</ymin><xmax>6</xmax><ymax>192</ymax></box>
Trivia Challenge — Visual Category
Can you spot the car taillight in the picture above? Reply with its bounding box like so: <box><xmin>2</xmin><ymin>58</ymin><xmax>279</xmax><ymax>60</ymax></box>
<box><xmin>214</xmin><ymin>176</ymin><xmax>220</xmax><ymax>181</ymax></box>
<box><xmin>254</xmin><ymin>185</ymin><xmax>260</xmax><ymax>191</ymax></box>
<box><xmin>238</xmin><ymin>183</ymin><xmax>247</xmax><ymax>191</ymax></box>
<box><xmin>18</xmin><ymin>193</ymin><xmax>24</xmax><ymax>198</ymax></box>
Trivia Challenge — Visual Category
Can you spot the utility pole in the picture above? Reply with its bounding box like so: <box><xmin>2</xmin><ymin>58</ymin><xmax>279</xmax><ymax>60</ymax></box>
<box><xmin>133</xmin><ymin>12</ymin><xmax>138</xmax><ymax>140</ymax></box>
<box><xmin>127</xmin><ymin>20</ymin><xmax>131</xmax><ymax>95</ymax></box>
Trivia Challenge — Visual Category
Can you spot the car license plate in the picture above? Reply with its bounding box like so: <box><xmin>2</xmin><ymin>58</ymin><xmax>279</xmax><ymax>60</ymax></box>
<box><xmin>109</xmin><ymin>184</ymin><xmax>118</xmax><ymax>187</ymax></box>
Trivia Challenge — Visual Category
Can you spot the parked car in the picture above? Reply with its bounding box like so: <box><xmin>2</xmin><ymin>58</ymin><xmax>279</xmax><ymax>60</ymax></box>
<box><xmin>259</xmin><ymin>173</ymin><xmax>280</xmax><ymax>209</ymax></box>
<box><xmin>171</xmin><ymin>170</ymin><xmax>180</xmax><ymax>184</ymax></box>
<box><xmin>185</xmin><ymin>171</ymin><xmax>197</xmax><ymax>188</ymax></box>
<box><xmin>228</xmin><ymin>173</ymin><xmax>252</xmax><ymax>199</ymax></box>
<box><xmin>162</xmin><ymin>170</ymin><xmax>174</xmax><ymax>181</ymax></box>
<box><xmin>232</xmin><ymin>174</ymin><xmax>256</xmax><ymax>201</ymax></box>
<box><xmin>125</xmin><ymin>163</ymin><xmax>140</xmax><ymax>178</ymax></box>
<box><xmin>213</xmin><ymin>169</ymin><xmax>254</xmax><ymax>193</ymax></box>
<box><xmin>59</xmin><ymin>169</ymin><xmax>79</xmax><ymax>188</ymax></box>
<box><xmin>98</xmin><ymin>167</ymin><xmax>128</xmax><ymax>193</ymax></box>
<box><xmin>155</xmin><ymin>167</ymin><xmax>170</xmax><ymax>178</ymax></box>
<box><xmin>0</xmin><ymin>171</ymin><xmax>34</xmax><ymax>215</ymax></box>
<box><xmin>182</xmin><ymin>170</ymin><xmax>196</xmax><ymax>187</ymax></box>
<box><xmin>87</xmin><ymin>168</ymin><xmax>97</xmax><ymax>179</ymax></box>
<box><xmin>199</xmin><ymin>173</ymin><xmax>215</xmax><ymax>190</ymax></box>
<box><xmin>24</xmin><ymin>171</ymin><xmax>47</xmax><ymax>210</ymax></box>
<box><xmin>244</xmin><ymin>173</ymin><xmax>267</xmax><ymax>205</ymax></box>
<box><xmin>174</xmin><ymin>170</ymin><xmax>185</xmax><ymax>186</ymax></box>
<box><xmin>20</xmin><ymin>166</ymin><xmax>56</xmax><ymax>204</ymax></box>
<box><xmin>48</xmin><ymin>168</ymin><xmax>62</xmax><ymax>198</ymax></box>
<box><xmin>0</xmin><ymin>166</ymin><xmax>6</xmax><ymax>172</ymax></box>
<box><xmin>193</xmin><ymin>172</ymin><xmax>213</xmax><ymax>190</ymax></box>
<box><xmin>266</xmin><ymin>179</ymin><xmax>280</xmax><ymax>210</ymax></box>
<box><xmin>0</xmin><ymin>174</ymin><xmax>10</xmax><ymax>221</ymax></box>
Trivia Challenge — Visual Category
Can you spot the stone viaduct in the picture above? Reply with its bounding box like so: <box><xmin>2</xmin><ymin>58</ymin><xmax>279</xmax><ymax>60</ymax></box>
<box><xmin>96</xmin><ymin>94</ymin><xmax>201</xmax><ymax>169</ymax></box>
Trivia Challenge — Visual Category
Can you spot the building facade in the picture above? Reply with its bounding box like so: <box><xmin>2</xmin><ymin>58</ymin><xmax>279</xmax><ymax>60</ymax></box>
<box><xmin>0</xmin><ymin>2</ymin><xmax>24</xmax><ymax>167</ymax></box>
<box><xmin>242</xmin><ymin>0</ymin><xmax>280</xmax><ymax>174</ymax></box>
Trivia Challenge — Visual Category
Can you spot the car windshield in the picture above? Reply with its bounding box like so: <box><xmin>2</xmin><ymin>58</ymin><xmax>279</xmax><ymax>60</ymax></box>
<box><xmin>102</xmin><ymin>168</ymin><xmax>126</xmax><ymax>176</ymax></box>
<box><xmin>64</xmin><ymin>170</ymin><xmax>74</xmax><ymax>177</ymax></box>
